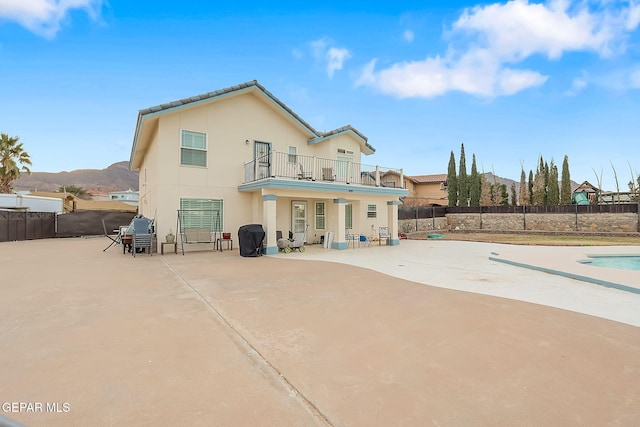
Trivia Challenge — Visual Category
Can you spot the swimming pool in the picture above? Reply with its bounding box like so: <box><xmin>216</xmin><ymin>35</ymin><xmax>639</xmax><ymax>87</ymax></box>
<box><xmin>579</xmin><ymin>255</ymin><xmax>640</xmax><ymax>271</ymax></box>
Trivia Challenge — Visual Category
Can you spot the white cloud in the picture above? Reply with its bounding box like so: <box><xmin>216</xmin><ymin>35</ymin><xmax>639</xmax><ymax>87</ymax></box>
<box><xmin>453</xmin><ymin>0</ymin><xmax>615</xmax><ymax>60</ymax></box>
<box><xmin>356</xmin><ymin>51</ymin><xmax>547</xmax><ymax>98</ymax></box>
<box><xmin>0</xmin><ymin>0</ymin><xmax>102</xmax><ymax>38</ymax></box>
<box><xmin>357</xmin><ymin>0</ymin><xmax>640</xmax><ymax>98</ymax></box>
<box><xmin>625</xmin><ymin>0</ymin><xmax>640</xmax><ymax>30</ymax></box>
<box><xmin>403</xmin><ymin>29</ymin><xmax>415</xmax><ymax>43</ymax></box>
<box><xmin>497</xmin><ymin>68</ymin><xmax>549</xmax><ymax>95</ymax></box>
<box><xmin>309</xmin><ymin>37</ymin><xmax>351</xmax><ymax>78</ymax></box>
<box><xmin>310</xmin><ymin>38</ymin><xmax>328</xmax><ymax>61</ymax></box>
<box><xmin>326</xmin><ymin>47</ymin><xmax>351</xmax><ymax>78</ymax></box>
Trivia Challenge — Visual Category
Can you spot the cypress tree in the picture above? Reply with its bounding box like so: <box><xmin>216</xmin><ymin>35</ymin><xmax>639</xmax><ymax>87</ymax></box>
<box><xmin>447</xmin><ymin>151</ymin><xmax>458</xmax><ymax>207</ymax></box>
<box><xmin>543</xmin><ymin>160</ymin><xmax>550</xmax><ymax>205</ymax></box>
<box><xmin>528</xmin><ymin>169</ymin><xmax>534</xmax><ymax>205</ymax></box>
<box><xmin>510</xmin><ymin>182</ymin><xmax>517</xmax><ymax>206</ymax></box>
<box><xmin>532</xmin><ymin>159</ymin><xmax>546</xmax><ymax>205</ymax></box>
<box><xmin>500</xmin><ymin>184</ymin><xmax>509</xmax><ymax>205</ymax></box>
<box><xmin>547</xmin><ymin>160</ymin><xmax>560</xmax><ymax>205</ymax></box>
<box><xmin>560</xmin><ymin>155</ymin><xmax>572</xmax><ymax>204</ymax></box>
<box><xmin>469</xmin><ymin>154</ymin><xmax>481</xmax><ymax>207</ymax></box>
<box><xmin>480</xmin><ymin>173</ymin><xmax>493</xmax><ymax>205</ymax></box>
<box><xmin>518</xmin><ymin>168</ymin><xmax>529</xmax><ymax>206</ymax></box>
<box><xmin>458</xmin><ymin>144</ymin><xmax>468</xmax><ymax>206</ymax></box>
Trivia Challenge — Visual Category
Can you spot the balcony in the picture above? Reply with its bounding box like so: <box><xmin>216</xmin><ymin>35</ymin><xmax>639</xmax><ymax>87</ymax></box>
<box><xmin>243</xmin><ymin>152</ymin><xmax>404</xmax><ymax>188</ymax></box>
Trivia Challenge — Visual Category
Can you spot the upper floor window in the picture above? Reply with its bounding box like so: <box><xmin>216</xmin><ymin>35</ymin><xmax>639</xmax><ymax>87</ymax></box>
<box><xmin>181</xmin><ymin>130</ymin><xmax>207</xmax><ymax>167</ymax></box>
<box><xmin>288</xmin><ymin>146</ymin><xmax>297</xmax><ymax>164</ymax></box>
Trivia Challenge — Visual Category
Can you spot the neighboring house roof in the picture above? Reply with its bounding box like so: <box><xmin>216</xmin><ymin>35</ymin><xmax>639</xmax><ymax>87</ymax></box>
<box><xmin>130</xmin><ymin>80</ymin><xmax>375</xmax><ymax>170</ymax></box>
<box><xmin>405</xmin><ymin>174</ymin><xmax>448</xmax><ymax>184</ymax></box>
<box><xmin>574</xmin><ymin>181</ymin><xmax>600</xmax><ymax>193</ymax></box>
<box><xmin>74</xmin><ymin>200</ymin><xmax>138</xmax><ymax>212</ymax></box>
<box><xmin>31</xmin><ymin>191</ymin><xmax>79</xmax><ymax>202</ymax></box>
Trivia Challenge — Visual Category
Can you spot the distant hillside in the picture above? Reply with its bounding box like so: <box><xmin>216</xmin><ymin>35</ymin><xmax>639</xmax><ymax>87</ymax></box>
<box><xmin>13</xmin><ymin>161</ymin><xmax>139</xmax><ymax>193</ymax></box>
<box><xmin>483</xmin><ymin>172</ymin><xmax>580</xmax><ymax>203</ymax></box>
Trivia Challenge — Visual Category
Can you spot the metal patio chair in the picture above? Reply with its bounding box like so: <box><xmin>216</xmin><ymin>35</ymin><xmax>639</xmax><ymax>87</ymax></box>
<box><xmin>102</xmin><ymin>219</ymin><xmax>121</xmax><ymax>252</ymax></box>
<box><xmin>131</xmin><ymin>218</ymin><xmax>153</xmax><ymax>257</ymax></box>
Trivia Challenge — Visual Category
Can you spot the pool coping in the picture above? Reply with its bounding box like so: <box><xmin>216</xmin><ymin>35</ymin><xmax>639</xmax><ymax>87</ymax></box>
<box><xmin>488</xmin><ymin>256</ymin><xmax>640</xmax><ymax>295</ymax></box>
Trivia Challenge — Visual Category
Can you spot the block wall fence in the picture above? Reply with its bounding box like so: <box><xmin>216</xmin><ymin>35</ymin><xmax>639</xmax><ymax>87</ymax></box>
<box><xmin>398</xmin><ymin>205</ymin><xmax>639</xmax><ymax>234</ymax></box>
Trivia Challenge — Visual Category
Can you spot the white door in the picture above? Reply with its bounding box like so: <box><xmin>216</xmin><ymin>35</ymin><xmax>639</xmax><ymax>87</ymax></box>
<box><xmin>291</xmin><ymin>201</ymin><xmax>307</xmax><ymax>235</ymax></box>
<box><xmin>337</xmin><ymin>155</ymin><xmax>351</xmax><ymax>182</ymax></box>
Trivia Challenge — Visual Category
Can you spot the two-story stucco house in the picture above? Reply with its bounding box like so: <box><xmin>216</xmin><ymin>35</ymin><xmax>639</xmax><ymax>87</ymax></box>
<box><xmin>129</xmin><ymin>80</ymin><xmax>408</xmax><ymax>254</ymax></box>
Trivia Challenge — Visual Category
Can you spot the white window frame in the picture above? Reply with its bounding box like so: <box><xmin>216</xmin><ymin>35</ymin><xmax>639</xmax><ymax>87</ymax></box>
<box><xmin>315</xmin><ymin>201</ymin><xmax>325</xmax><ymax>230</ymax></box>
<box><xmin>367</xmin><ymin>204</ymin><xmax>377</xmax><ymax>219</ymax></box>
<box><xmin>179</xmin><ymin>198</ymin><xmax>223</xmax><ymax>232</ymax></box>
<box><xmin>288</xmin><ymin>146</ymin><xmax>297</xmax><ymax>164</ymax></box>
<box><xmin>180</xmin><ymin>130</ymin><xmax>207</xmax><ymax>167</ymax></box>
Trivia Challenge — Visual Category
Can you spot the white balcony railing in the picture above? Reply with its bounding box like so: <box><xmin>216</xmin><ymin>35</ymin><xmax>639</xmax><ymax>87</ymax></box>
<box><xmin>243</xmin><ymin>152</ymin><xmax>404</xmax><ymax>188</ymax></box>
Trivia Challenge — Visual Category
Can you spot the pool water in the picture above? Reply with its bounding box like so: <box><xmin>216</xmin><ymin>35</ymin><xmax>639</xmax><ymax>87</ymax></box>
<box><xmin>579</xmin><ymin>255</ymin><xmax>640</xmax><ymax>271</ymax></box>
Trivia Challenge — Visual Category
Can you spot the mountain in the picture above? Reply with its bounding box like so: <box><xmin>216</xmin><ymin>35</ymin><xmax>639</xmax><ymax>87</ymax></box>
<box><xmin>482</xmin><ymin>172</ymin><xmax>581</xmax><ymax>203</ymax></box>
<box><xmin>13</xmin><ymin>161</ymin><xmax>139</xmax><ymax>193</ymax></box>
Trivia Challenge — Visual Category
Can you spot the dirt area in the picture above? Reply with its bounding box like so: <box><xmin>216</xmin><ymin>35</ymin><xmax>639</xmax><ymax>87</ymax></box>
<box><xmin>411</xmin><ymin>231</ymin><xmax>640</xmax><ymax>246</ymax></box>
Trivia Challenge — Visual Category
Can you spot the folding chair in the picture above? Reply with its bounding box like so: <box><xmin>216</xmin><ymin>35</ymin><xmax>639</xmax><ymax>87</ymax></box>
<box><xmin>102</xmin><ymin>219</ymin><xmax>121</xmax><ymax>251</ymax></box>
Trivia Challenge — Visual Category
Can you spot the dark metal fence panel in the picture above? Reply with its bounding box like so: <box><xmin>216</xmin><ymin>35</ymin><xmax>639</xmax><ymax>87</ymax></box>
<box><xmin>56</xmin><ymin>211</ymin><xmax>136</xmax><ymax>238</ymax></box>
<box><xmin>400</xmin><ymin>203</ymin><xmax>639</xmax><ymax>219</ymax></box>
<box><xmin>442</xmin><ymin>206</ymin><xmax>479</xmax><ymax>214</ymax></box>
<box><xmin>399</xmin><ymin>206</ymin><xmax>448</xmax><ymax>220</ymax></box>
<box><xmin>0</xmin><ymin>211</ymin><xmax>56</xmax><ymax>242</ymax></box>
<box><xmin>26</xmin><ymin>212</ymin><xmax>56</xmax><ymax>239</ymax></box>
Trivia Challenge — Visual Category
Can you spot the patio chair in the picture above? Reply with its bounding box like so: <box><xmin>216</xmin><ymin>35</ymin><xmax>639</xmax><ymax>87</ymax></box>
<box><xmin>298</xmin><ymin>163</ymin><xmax>312</xmax><ymax>180</ymax></box>
<box><xmin>131</xmin><ymin>218</ymin><xmax>153</xmax><ymax>257</ymax></box>
<box><xmin>360</xmin><ymin>234</ymin><xmax>372</xmax><ymax>247</ymax></box>
<box><xmin>101</xmin><ymin>218</ymin><xmax>121</xmax><ymax>252</ymax></box>
<box><xmin>346</xmin><ymin>229</ymin><xmax>359</xmax><ymax>248</ymax></box>
<box><xmin>378</xmin><ymin>226</ymin><xmax>390</xmax><ymax>246</ymax></box>
<box><xmin>322</xmin><ymin>167</ymin><xmax>335</xmax><ymax>181</ymax></box>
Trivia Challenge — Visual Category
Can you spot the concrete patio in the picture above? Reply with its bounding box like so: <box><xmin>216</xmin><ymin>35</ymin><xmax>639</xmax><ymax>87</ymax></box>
<box><xmin>1</xmin><ymin>237</ymin><xmax>639</xmax><ymax>426</ymax></box>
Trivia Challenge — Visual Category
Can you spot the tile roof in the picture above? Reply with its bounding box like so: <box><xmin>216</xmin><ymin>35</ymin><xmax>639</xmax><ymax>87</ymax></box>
<box><xmin>405</xmin><ymin>174</ymin><xmax>447</xmax><ymax>184</ymax></box>
<box><xmin>132</xmin><ymin>80</ymin><xmax>374</xmax><ymax>166</ymax></box>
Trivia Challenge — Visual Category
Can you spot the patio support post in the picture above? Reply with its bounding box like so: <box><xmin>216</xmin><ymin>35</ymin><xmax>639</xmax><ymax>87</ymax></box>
<box><xmin>262</xmin><ymin>194</ymin><xmax>278</xmax><ymax>255</ymax></box>
<box><xmin>387</xmin><ymin>200</ymin><xmax>400</xmax><ymax>246</ymax></box>
<box><xmin>312</xmin><ymin>156</ymin><xmax>317</xmax><ymax>181</ymax></box>
<box><xmin>400</xmin><ymin>168</ymin><xmax>404</xmax><ymax>189</ymax></box>
<box><xmin>375</xmin><ymin>165</ymin><xmax>381</xmax><ymax>187</ymax></box>
<box><xmin>332</xmin><ymin>198</ymin><xmax>348</xmax><ymax>249</ymax></box>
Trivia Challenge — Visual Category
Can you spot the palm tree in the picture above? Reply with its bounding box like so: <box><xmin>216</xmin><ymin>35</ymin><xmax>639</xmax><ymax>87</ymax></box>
<box><xmin>0</xmin><ymin>133</ymin><xmax>32</xmax><ymax>193</ymax></box>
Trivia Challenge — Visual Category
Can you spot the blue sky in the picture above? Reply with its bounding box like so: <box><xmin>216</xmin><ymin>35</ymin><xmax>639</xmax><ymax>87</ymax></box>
<box><xmin>1</xmin><ymin>0</ymin><xmax>639</xmax><ymax>190</ymax></box>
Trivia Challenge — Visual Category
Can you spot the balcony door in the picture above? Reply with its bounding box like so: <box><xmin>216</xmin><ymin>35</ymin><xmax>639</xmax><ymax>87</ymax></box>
<box><xmin>337</xmin><ymin>155</ymin><xmax>351</xmax><ymax>182</ymax></box>
<box><xmin>254</xmin><ymin>141</ymin><xmax>271</xmax><ymax>179</ymax></box>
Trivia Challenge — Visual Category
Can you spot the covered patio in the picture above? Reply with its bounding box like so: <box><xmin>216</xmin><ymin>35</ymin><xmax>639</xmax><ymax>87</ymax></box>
<box><xmin>238</xmin><ymin>179</ymin><xmax>406</xmax><ymax>254</ymax></box>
